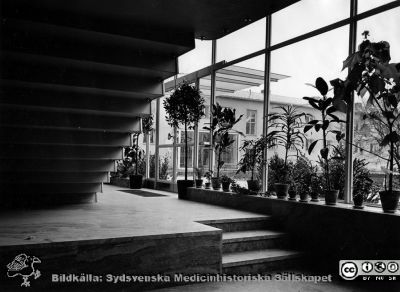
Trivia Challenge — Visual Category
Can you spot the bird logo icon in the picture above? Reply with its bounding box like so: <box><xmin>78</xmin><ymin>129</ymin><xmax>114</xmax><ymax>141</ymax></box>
<box><xmin>6</xmin><ymin>254</ymin><xmax>41</xmax><ymax>287</ymax></box>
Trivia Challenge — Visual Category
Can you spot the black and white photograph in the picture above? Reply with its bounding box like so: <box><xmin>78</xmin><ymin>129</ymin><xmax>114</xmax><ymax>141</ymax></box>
<box><xmin>1</xmin><ymin>0</ymin><xmax>400</xmax><ymax>291</ymax></box>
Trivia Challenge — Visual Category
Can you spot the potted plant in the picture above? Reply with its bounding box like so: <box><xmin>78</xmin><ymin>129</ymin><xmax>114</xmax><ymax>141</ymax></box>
<box><xmin>126</xmin><ymin>115</ymin><xmax>153</xmax><ymax>189</ymax></box>
<box><xmin>333</xmin><ymin>32</ymin><xmax>400</xmax><ymax>212</ymax></box>
<box><xmin>204</xmin><ymin>171</ymin><xmax>212</xmax><ymax>189</ymax></box>
<box><xmin>164</xmin><ymin>81</ymin><xmax>205</xmax><ymax>199</ymax></box>
<box><xmin>310</xmin><ymin>172</ymin><xmax>323</xmax><ymax>202</ymax></box>
<box><xmin>267</xmin><ymin>105</ymin><xmax>308</xmax><ymax>199</ymax></box>
<box><xmin>194</xmin><ymin>167</ymin><xmax>204</xmax><ymax>188</ymax></box>
<box><xmin>220</xmin><ymin>175</ymin><xmax>234</xmax><ymax>192</ymax></box>
<box><xmin>353</xmin><ymin>158</ymin><xmax>373</xmax><ymax>209</ymax></box>
<box><xmin>292</xmin><ymin>155</ymin><xmax>316</xmax><ymax>202</ymax></box>
<box><xmin>236</xmin><ymin>137</ymin><xmax>269</xmax><ymax>192</ymax></box>
<box><xmin>303</xmin><ymin>77</ymin><xmax>346</xmax><ymax>205</ymax></box>
<box><xmin>204</xmin><ymin>103</ymin><xmax>243</xmax><ymax>190</ymax></box>
<box><xmin>267</xmin><ymin>154</ymin><xmax>293</xmax><ymax>199</ymax></box>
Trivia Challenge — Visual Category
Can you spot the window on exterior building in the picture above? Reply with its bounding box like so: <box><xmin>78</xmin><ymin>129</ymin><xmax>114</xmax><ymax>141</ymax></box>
<box><xmin>220</xmin><ymin>134</ymin><xmax>238</xmax><ymax>166</ymax></box>
<box><xmin>246</xmin><ymin>110</ymin><xmax>257</xmax><ymax>135</ymax></box>
<box><xmin>143</xmin><ymin>130</ymin><xmax>155</xmax><ymax>144</ymax></box>
<box><xmin>204</xmin><ymin>105</ymin><xmax>210</xmax><ymax>119</ymax></box>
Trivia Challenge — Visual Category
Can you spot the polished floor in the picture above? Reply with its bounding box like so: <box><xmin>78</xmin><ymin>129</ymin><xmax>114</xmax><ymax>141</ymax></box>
<box><xmin>0</xmin><ymin>183</ymin><xmax>265</xmax><ymax>246</ymax></box>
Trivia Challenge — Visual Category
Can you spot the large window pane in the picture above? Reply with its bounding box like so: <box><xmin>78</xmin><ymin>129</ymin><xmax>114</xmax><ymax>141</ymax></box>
<box><xmin>358</xmin><ymin>0</ymin><xmax>395</xmax><ymax>14</ymax></box>
<box><xmin>353</xmin><ymin>7</ymin><xmax>400</xmax><ymax>207</ymax></box>
<box><xmin>271</xmin><ymin>26</ymin><xmax>349</xmax><ymax>100</ymax></box>
<box><xmin>217</xmin><ymin>18</ymin><xmax>266</xmax><ymax>63</ymax></box>
<box><xmin>158</xmin><ymin>148</ymin><xmax>173</xmax><ymax>181</ymax></box>
<box><xmin>271</xmin><ymin>0</ymin><xmax>349</xmax><ymax>45</ymax></box>
<box><xmin>214</xmin><ymin>55</ymin><xmax>265</xmax><ymax>188</ymax></box>
<box><xmin>178</xmin><ymin>39</ymin><xmax>212</xmax><ymax>74</ymax></box>
<box><xmin>269</xmin><ymin>27</ymin><xmax>349</xmax><ymax>199</ymax></box>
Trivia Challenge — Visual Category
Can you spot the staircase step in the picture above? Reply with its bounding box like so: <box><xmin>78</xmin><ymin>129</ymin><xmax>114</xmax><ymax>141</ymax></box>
<box><xmin>223</xmin><ymin>230</ymin><xmax>288</xmax><ymax>253</ymax></box>
<box><xmin>198</xmin><ymin>216</ymin><xmax>275</xmax><ymax>232</ymax></box>
<box><xmin>222</xmin><ymin>249</ymin><xmax>304</xmax><ymax>275</ymax></box>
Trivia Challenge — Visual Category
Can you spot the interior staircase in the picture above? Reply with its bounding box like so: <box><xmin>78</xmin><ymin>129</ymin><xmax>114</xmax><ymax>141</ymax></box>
<box><xmin>200</xmin><ymin>216</ymin><xmax>303</xmax><ymax>274</ymax></box>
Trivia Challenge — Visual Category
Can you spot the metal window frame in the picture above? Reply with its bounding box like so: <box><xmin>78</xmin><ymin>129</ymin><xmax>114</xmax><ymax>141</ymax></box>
<box><xmin>150</xmin><ymin>0</ymin><xmax>400</xmax><ymax>195</ymax></box>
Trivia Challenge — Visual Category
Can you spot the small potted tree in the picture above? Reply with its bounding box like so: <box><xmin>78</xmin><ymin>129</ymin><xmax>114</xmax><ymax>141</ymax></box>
<box><xmin>204</xmin><ymin>103</ymin><xmax>242</xmax><ymax>190</ymax></box>
<box><xmin>303</xmin><ymin>77</ymin><xmax>346</xmax><ymax>205</ymax></box>
<box><xmin>164</xmin><ymin>81</ymin><xmax>205</xmax><ymax>199</ymax></box>
<box><xmin>267</xmin><ymin>105</ymin><xmax>308</xmax><ymax>199</ymax></box>
<box><xmin>194</xmin><ymin>167</ymin><xmax>204</xmax><ymax>188</ymax></box>
<box><xmin>127</xmin><ymin>115</ymin><xmax>153</xmax><ymax>189</ymax></box>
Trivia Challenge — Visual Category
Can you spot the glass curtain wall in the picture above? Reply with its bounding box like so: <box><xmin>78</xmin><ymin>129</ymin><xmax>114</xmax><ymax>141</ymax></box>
<box><xmin>149</xmin><ymin>0</ymin><xmax>400</xmax><ymax>200</ymax></box>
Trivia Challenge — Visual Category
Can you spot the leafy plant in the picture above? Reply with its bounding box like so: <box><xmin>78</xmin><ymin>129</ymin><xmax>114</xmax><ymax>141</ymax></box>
<box><xmin>292</xmin><ymin>155</ymin><xmax>318</xmax><ymax>197</ymax></box>
<box><xmin>124</xmin><ymin>115</ymin><xmax>153</xmax><ymax>176</ymax></box>
<box><xmin>353</xmin><ymin>158</ymin><xmax>373</xmax><ymax>202</ymax></box>
<box><xmin>342</xmin><ymin>33</ymin><xmax>400</xmax><ymax>193</ymax></box>
<box><xmin>220</xmin><ymin>174</ymin><xmax>234</xmax><ymax>184</ymax></box>
<box><xmin>267</xmin><ymin>105</ymin><xmax>309</xmax><ymax>176</ymax></box>
<box><xmin>164</xmin><ymin>81</ymin><xmax>205</xmax><ymax>181</ymax></box>
<box><xmin>204</xmin><ymin>103</ymin><xmax>243</xmax><ymax>178</ymax></box>
<box><xmin>303</xmin><ymin>77</ymin><xmax>346</xmax><ymax>190</ymax></box>
<box><xmin>204</xmin><ymin>170</ymin><xmax>213</xmax><ymax>182</ymax></box>
<box><xmin>236</xmin><ymin>136</ymin><xmax>271</xmax><ymax>181</ymax></box>
<box><xmin>194</xmin><ymin>167</ymin><xmax>204</xmax><ymax>180</ymax></box>
<box><xmin>268</xmin><ymin>153</ymin><xmax>294</xmax><ymax>188</ymax></box>
<box><xmin>318</xmin><ymin>143</ymin><xmax>372</xmax><ymax>199</ymax></box>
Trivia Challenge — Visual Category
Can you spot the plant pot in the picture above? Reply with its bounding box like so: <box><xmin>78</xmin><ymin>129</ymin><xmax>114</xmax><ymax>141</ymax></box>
<box><xmin>211</xmin><ymin>177</ymin><xmax>221</xmax><ymax>190</ymax></box>
<box><xmin>299</xmin><ymin>192</ymin><xmax>308</xmax><ymax>202</ymax></box>
<box><xmin>222</xmin><ymin>182</ymin><xmax>231</xmax><ymax>192</ymax></box>
<box><xmin>247</xmin><ymin>180</ymin><xmax>260</xmax><ymax>192</ymax></box>
<box><xmin>204</xmin><ymin>182</ymin><xmax>211</xmax><ymax>189</ymax></box>
<box><xmin>274</xmin><ymin>183</ymin><xmax>289</xmax><ymax>199</ymax></box>
<box><xmin>129</xmin><ymin>174</ymin><xmax>143</xmax><ymax>189</ymax></box>
<box><xmin>177</xmin><ymin>180</ymin><xmax>194</xmax><ymax>199</ymax></box>
<box><xmin>310</xmin><ymin>193</ymin><xmax>319</xmax><ymax>202</ymax></box>
<box><xmin>195</xmin><ymin>179</ymin><xmax>203</xmax><ymax>188</ymax></box>
<box><xmin>379</xmin><ymin>190</ymin><xmax>400</xmax><ymax>213</ymax></box>
<box><xmin>288</xmin><ymin>189</ymin><xmax>297</xmax><ymax>201</ymax></box>
<box><xmin>353</xmin><ymin>195</ymin><xmax>364</xmax><ymax>209</ymax></box>
<box><xmin>325</xmin><ymin>189</ymin><xmax>339</xmax><ymax>205</ymax></box>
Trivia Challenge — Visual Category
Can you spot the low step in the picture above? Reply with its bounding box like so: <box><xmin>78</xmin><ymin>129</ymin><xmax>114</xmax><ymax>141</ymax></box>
<box><xmin>198</xmin><ymin>216</ymin><xmax>275</xmax><ymax>232</ymax></box>
<box><xmin>222</xmin><ymin>249</ymin><xmax>304</xmax><ymax>275</ymax></box>
<box><xmin>223</xmin><ymin>230</ymin><xmax>288</xmax><ymax>253</ymax></box>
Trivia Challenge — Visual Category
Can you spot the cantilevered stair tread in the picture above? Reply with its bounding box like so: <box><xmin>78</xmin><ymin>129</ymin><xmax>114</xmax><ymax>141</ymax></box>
<box><xmin>222</xmin><ymin>249</ymin><xmax>304</xmax><ymax>267</ymax></box>
<box><xmin>223</xmin><ymin>230</ymin><xmax>286</xmax><ymax>242</ymax></box>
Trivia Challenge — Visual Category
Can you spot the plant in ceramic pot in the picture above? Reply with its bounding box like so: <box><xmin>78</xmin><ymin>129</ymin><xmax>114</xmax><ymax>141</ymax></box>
<box><xmin>164</xmin><ymin>81</ymin><xmax>205</xmax><ymax>199</ymax></box>
<box><xmin>267</xmin><ymin>105</ymin><xmax>309</xmax><ymax>199</ymax></box>
<box><xmin>204</xmin><ymin>103</ymin><xmax>243</xmax><ymax>190</ymax></box>
<box><xmin>236</xmin><ymin>136</ymin><xmax>271</xmax><ymax>193</ymax></box>
<box><xmin>204</xmin><ymin>171</ymin><xmax>212</xmax><ymax>189</ymax></box>
<box><xmin>303</xmin><ymin>77</ymin><xmax>346</xmax><ymax>205</ymax></box>
<box><xmin>220</xmin><ymin>175</ymin><xmax>234</xmax><ymax>192</ymax></box>
<box><xmin>332</xmin><ymin>32</ymin><xmax>400</xmax><ymax>212</ymax></box>
<box><xmin>194</xmin><ymin>167</ymin><xmax>204</xmax><ymax>188</ymax></box>
<box><xmin>126</xmin><ymin>115</ymin><xmax>153</xmax><ymax>189</ymax></box>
